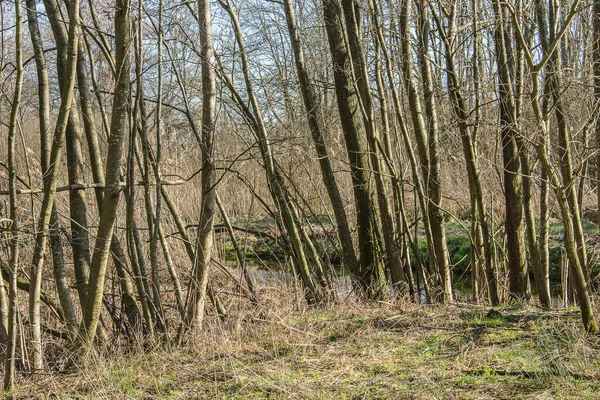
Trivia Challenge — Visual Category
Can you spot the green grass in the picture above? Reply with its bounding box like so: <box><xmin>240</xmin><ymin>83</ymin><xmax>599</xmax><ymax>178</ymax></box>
<box><xmin>548</xmin><ymin>219</ymin><xmax>600</xmax><ymax>235</ymax></box>
<box><xmin>16</xmin><ymin>303</ymin><xmax>600</xmax><ymax>399</ymax></box>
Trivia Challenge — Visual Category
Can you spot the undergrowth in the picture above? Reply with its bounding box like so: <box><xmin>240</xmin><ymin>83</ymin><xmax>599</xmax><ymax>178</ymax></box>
<box><xmin>9</xmin><ymin>290</ymin><xmax>600</xmax><ymax>399</ymax></box>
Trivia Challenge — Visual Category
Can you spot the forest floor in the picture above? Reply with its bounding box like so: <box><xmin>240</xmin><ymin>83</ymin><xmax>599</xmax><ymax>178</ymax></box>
<box><xmin>12</xmin><ymin>298</ymin><xmax>600</xmax><ymax>399</ymax></box>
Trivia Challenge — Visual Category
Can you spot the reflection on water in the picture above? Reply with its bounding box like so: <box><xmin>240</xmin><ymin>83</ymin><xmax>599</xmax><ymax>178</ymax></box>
<box><xmin>243</xmin><ymin>266</ymin><xmax>580</xmax><ymax>308</ymax></box>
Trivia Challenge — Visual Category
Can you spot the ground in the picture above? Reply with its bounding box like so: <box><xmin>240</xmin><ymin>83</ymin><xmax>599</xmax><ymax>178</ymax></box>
<box><xmin>12</xmin><ymin>299</ymin><xmax>600</xmax><ymax>399</ymax></box>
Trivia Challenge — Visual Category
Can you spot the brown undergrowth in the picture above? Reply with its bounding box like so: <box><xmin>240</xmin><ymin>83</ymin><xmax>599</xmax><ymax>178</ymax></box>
<box><xmin>7</xmin><ymin>284</ymin><xmax>600</xmax><ymax>399</ymax></box>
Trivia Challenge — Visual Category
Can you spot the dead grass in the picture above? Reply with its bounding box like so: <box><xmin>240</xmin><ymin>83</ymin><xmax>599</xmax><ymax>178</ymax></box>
<box><xmin>7</xmin><ymin>287</ymin><xmax>600</xmax><ymax>400</ymax></box>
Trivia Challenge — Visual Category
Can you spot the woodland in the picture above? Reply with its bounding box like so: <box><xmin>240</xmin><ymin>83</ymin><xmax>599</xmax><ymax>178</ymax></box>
<box><xmin>0</xmin><ymin>0</ymin><xmax>600</xmax><ymax>397</ymax></box>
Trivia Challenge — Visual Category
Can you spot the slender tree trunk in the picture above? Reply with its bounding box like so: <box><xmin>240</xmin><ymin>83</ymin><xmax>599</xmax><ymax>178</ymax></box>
<box><xmin>132</xmin><ymin>9</ymin><xmax>159</xmax><ymax>333</ymax></box>
<box><xmin>594</xmin><ymin>0</ymin><xmax>600</xmax><ymax>228</ymax></box>
<box><xmin>26</xmin><ymin>0</ymin><xmax>50</xmax><ymax>170</ymax></box>
<box><xmin>161</xmin><ymin>186</ymin><xmax>225</xmax><ymax>320</ymax></box>
<box><xmin>149</xmin><ymin>0</ymin><xmax>165</xmax><ymax>331</ymax></box>
<box><xmin>43</xmin><ymin>0</ymin><xmax>91</xmax><ymax>308</ymax></box>
<box><xmin>432</xmin><ymin>0</ymin><xmax>499</xmax><ymax>305</ymax></box>
<box><xmin>27</xmin><ymin>0</ymin><xmax>77</xmax><ymax>332</ymax></box>
<box><xmin>83</xmin><ymin>34</ymin><xmax>111</xmax><ymax>139</ymax></box>
<box><xmin>218</xmin><ymin>0</ymin><xmax>324</xmax><ymax>302</ymax></box>
<box><xmin>158</xmin><ymin>223</ymin><xmax>186</xmax><ymax>319</ymax></box>
<box><xmin>135</xmin><ymin>1</ymin><xmax>164</xmax><ymax>333</ymax></box>
<box><xmin>216</xmin><ymin>194</ymin><xmax>258</xmax><ymax>304</ymax></box>
<box><xmin>414</xmin><ymin>1</ymin><xmax>452</xmax><ymax>302</ymax></box>
<box><xmin>28</xmin><ymin>0</ymin><xmax>80</xmax><ymax>370</ymax></box>
<box><xmin>128</xmin><ymin>82</ymin><xmax>155</xmax><ymax>336</ymax></box>
<box><xmin>512</xmin><ymin>0</ymin><xmax>549</xmax><ymax>307</ymax></box>
<box><xmin>125</xmin><ymin>170</ymin><xmax>155</xmax><ymax>336</ymax></box>
<box><xmin>516</xmin><ymin>0</ymin><xmax>597</xmax><ymax>332</ymax></box>
<box><xmin>535</xmin><ymin>0</ymin><xmax>553</xmax><ymax>309</ymax></box>
<box><xmin>79</xmin><ymin>0</ymin><xmax>131</xmax><ymax>356</ymax></box>
<box><xmin>373</xmin><ymin>0</ymin><xmax>433</xmax><ymax>300</ymax></box>
<box><xmin>184</xmin><ymin>0</ymin><xmax>219</xmax><ymax>331</ymax></box>
<box><xmin>550</xmin><ymin>52</ymin><xmax>587</xmax><ymax>279</ymax></box>
<box><xmin>77</xmin><ymin>33</ymin><xmax>142</xmax><ymax>331</ymax></box>
<box><xmin>397</xmin><ymin>0</ymin><xmax>451</xmax><ymax>302</ymax></box>
<box><xmin>373</xmin><ymin>23</ymin><xmax>415</xmax><ymax>297</ymax></box>
<box><xmin>541</xmin><ymin>0</ymin><xmax>587</xmax><ymax>298</ymax></box>
<box><xmin>0</xmin><ymin>271</ymin><xmax>7</xmax><ymax>344</ymax></box>
<box><xmin>5</xmin><ymin>0</ymin><xmax>23</xmax><ymax>389</ymax></box>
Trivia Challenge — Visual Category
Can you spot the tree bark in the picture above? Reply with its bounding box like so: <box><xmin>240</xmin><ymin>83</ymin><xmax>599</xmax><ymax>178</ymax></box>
<box><xmin>282</xmin><ymin>0</ymin><xmax>359</xmax><ymax>280</ymax></box>
<box><xmin>341</xmin><ymin>0</ymin><xmax>405</xmax><ymax>290</ymax></box>
<box><xmin>431</xmin><ymin>0</ymin><xmax>499</xmax><ymax>305</ymax></box>
<box><xmin>595</xmin><ymin>0</ymin><xmax>600</xmax><ymax>229</ymax></box>
<box><xmin>79</xmin><ymin>0</ymin><xmax>131</xmax><ymax>356</ymax></box>
<box><xmin>5</xmin><ymin>0</ymin><xmax>23</xmax><ymax>389</ymax></box>
<box><xmin>322</xmin><ymin>0</ymin><xmax>386</xmax><ymax>298</ymax></box>
<box><xmin>77</xmin><ymin>29</ymin><xmax>142</xmax><ymax>332</ymax></box>
<box><xmin>513</xmin><ymin>0</ymin><xmax>597</xmax><ymax>332</ymax></box>
<box><xmin>43</xmin><ymin>0</ymin><xmax>91</xmax><ymax>309</ymax></box>
<box><xmin>492</xmin><ymin>0</ymin><xmax>528</xmax><ymax>299</ymax></box>
<box><xmin>184</xmin><ymin>0</ymin><xmax>219</xmax><ymax>331</ymax></box>
<box><xmin>28</xmin><ymin>0</ymin><xmax>80</xmax><ymax>370</ymax></box>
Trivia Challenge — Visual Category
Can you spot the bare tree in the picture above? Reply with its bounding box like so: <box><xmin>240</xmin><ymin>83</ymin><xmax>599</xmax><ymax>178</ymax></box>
<box><xmin>322</xmin><ymin>0</ymin><xmax>386</xmax><ymax>298</ymax></box>
<box><xmin>492</xmin><ymin>0</ymin><xmax>528</xmax><ymax>299</ymax></box>
<box><xmin>398</xmin><ymin>0</ymin><xmax>452</xmax><ymax>302</ymax></box>
<box><xmin>430</xmin><ymin>0</ymin><xmax>499</xmax><ymax>305</ymax></box>
<box><xmin>217</xmin><ymin>0</ymin><xmax>327</xmax><ymax>302</ymax></box>
<box><xmin>79</xmin><ymin>0</ymin><xmax>132</xmax><ymax>355</ymax></box>
<box><xmin>183</xmin><ymin>0</ymin><xmax>219</xmax><ymax>331</ymax></box>
<box><xmin>28</xmin><ymin>0</ymin><xmax>80</xmax><ymax>370</ymax></box>
<box><xmin>514</xmin><ymin>0</ymin><xmax>597</xmax><ymax>332</ymax></box>
<box><xmin>4</xmin><ymin>0</ymin><xmax>23</xmax><ymax>389</ymax></box>
<box><xmin>282</xmin><ymin>0</ymin><xmax>360</xmax><ymax>281</ymax></box>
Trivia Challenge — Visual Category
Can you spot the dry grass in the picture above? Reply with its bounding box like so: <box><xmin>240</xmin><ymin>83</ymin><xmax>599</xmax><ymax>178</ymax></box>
<box><xmin>7</xmin><ymin>284</ymin><xmax>600</xmax><ymax>399</ymax></box>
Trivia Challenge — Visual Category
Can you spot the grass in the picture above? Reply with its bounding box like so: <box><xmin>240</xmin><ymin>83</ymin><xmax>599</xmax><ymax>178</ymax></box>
<box><xmin>548</xmin><ymin>219</ymin><xmax>600</xmax><ymax>236</ymax></box>
<box><xmin>12</xmin><ymin>298</ymin><xmax>600</xmax><ymax>399</ymax></box>
<box><xmin>12</xmin><ymin>217</ymin><xmax>597</xmax><ymax>398</ymax></box>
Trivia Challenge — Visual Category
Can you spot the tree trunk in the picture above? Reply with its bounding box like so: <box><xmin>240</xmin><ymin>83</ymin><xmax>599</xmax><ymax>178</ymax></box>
<box><xmin>518</xmin><ymin>0</ymin><xmax>597</xmax><ymax>332</ymax></box>
<box><xmin>492</xmin><ymin>0</ymin><xmax>528</xmax><ymax>299</ymax></box>
<box><xmin>218</xmin><ymin>0</ymin><xmax>324</xmax><ymax>302</ymax></box>
<box><xmin>372</xmin><ymin>0</ymin><xmax>431</xmax><ymax>300</ymax></box>
<box><xmin>28</xmin><ymin>0</ymin><xmax>80</xmax><ymax>370</ymax></box>
<box><xmin>77</xmin><ymin>33</ymin><xmax>142</xmax><ymax>332</ymax></box>
<box><xmin>43</xmin><ymin>0</ymin><xmax>91</xmax><ymax>308</ymax></box>
<box><xmin>184</xmin><ymin>0</ymin><xmax>219</xmax><ymax>331</ymax></box>
<box><xmin>322</xmin><ymin>0</ymin><xmax>385</xmax><ymax>298</ymax></box>
<box><xmin>414</xmin><ymin>1</ymin><xmax>452</xmax><ymax>302</ymax></box>
<box><xmin>341</xmin><ymin>0</ymin><xmax>405</xmax><ymax>290</ymax></box>
<box><xmin>595</xmin><ymin>0</ymin><xmax>600</xmax><ymax>229</ymax></box>
<box><xmin>79</xmin><ymin>0</ymin><xmax>131</xmax><ymax>356</ymax></box>
<box><xmin>398</xmin><ymin>0</ymin><xmax>452</xmax><ymax>302</ymax></box>
<box><xmin>432</xmin><ymin>0</ymin><xmax>499</xmax><ymax>305</ymax></box>
<box><xmin>149</xmin><ymin>0</ymin><xmax>165</xmax><ymax>331</ymax></box>
<box><xmin>282</xmin><ymin>0</ymin><xmax>359</xmax><ymax>280</ymax></box>
<box><xmin>5</xmin><ymin>0</ymin><xmax>23</xmax><ymax>389</ymax></box>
